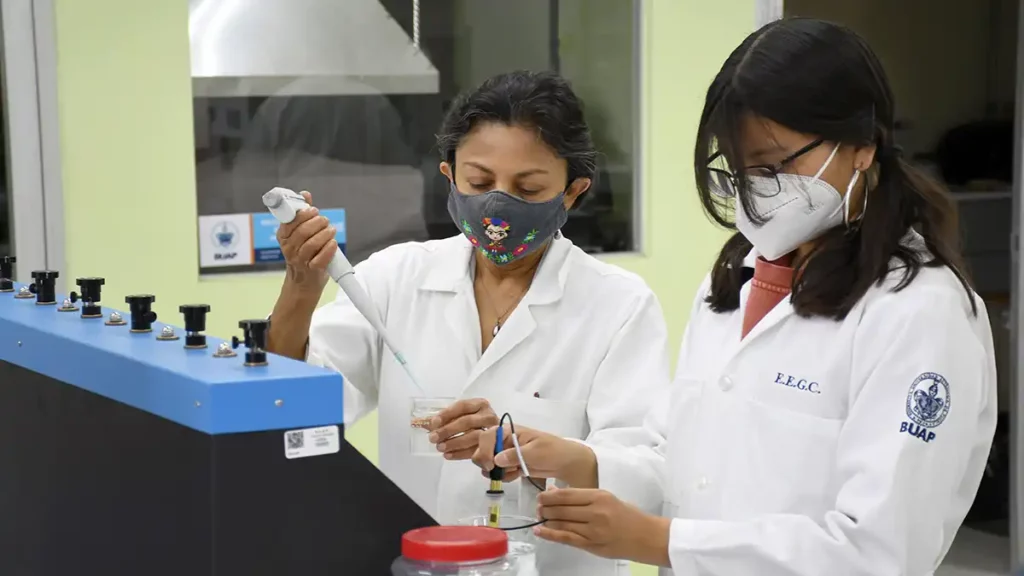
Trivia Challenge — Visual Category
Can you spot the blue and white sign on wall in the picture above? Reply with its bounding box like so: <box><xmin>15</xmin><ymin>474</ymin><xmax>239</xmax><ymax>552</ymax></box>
<box><xmin>198</xmin><ymin>214</ymin><xmax>255</xmax><ymax>268</ymax></box>
<box><xmin>252</xmin><ymin>209</ymin><xmax>347</xmax><ymax>263</ymax></box>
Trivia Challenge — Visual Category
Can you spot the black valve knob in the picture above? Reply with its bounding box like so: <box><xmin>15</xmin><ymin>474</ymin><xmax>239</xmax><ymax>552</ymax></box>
<box><xmin>72</xmin><ymin>277</ymin><xmax>105</xmax><ymax>318</ymax></box>
<box><xmin>125</xmin><ymin>294</ymin><xmax>158</xmax><ymax>332</ymax></box>
<box><xmin>232</xmin><ymin>318</ymin><xmax>271</xmax><ymax>366</ymax></box>
<box><xmin>179</xmin><ymin>304</ymin><xmax>211</xmax><ymax>349</ymax></box>
<box><xmin>29</xmin><ymin>270</ymin><xmax>59</xmax><ymax>305</ymax></box>
<box><xmin>0</xmin><ymin>256</ymin><xmax>14</xmax><ymax>292</ymax></box>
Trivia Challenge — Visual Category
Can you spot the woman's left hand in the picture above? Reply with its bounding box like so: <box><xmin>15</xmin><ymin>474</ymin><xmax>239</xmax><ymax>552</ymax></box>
<box><xmin>535</xmin><ymin>488</ymin><xmax>672</xmax><ymax>567</ymax></box>
<box><xmin>427</xmin><ymin>398</ymin><xmax>499</xmax><ymax>460</ymax></box>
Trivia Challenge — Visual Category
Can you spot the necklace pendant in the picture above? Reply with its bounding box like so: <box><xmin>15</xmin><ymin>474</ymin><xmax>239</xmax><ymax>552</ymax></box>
<box><xmin>492</xmin><ymin>322</ymin><xmax>501</xmax><ymax>337</ymax></box>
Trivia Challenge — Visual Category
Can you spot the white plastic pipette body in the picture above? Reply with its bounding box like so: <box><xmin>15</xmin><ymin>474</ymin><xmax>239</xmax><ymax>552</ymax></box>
<box><xmin>262</xmin><ymin>187</ymin><xmax>425</xmax><ymax>394</ymax></box>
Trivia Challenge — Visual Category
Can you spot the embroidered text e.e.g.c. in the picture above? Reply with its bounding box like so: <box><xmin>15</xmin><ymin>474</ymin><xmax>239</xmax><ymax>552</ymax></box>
<box><xmin>774</xmin><ymin>372</ymin><xmax>821</xmax><ymax>395</ymax></box>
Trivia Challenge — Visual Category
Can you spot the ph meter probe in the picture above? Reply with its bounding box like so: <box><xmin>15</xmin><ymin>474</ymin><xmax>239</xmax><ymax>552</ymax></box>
<box><xmin>261</xmin><ymin>187</ymin><xmax>425</xmax><ymax>394</ymax></box>
<box><xmin>486</xmin><ymin>425</ymin><xmax>505</xmax><ymax>528</ymax></box>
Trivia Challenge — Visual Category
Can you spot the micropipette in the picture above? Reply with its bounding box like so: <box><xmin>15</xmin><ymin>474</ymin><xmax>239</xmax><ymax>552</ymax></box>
<box><xmin>262</xmin><ymin>187</ymin><xmax>426</xmax><ymax>394</ymax></box>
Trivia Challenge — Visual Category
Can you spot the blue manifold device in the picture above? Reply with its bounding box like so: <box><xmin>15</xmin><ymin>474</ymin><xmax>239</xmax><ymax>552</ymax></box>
<box><xmin>0</xmin><ymin>274</ymin><xmax>433</xmax><ymax>576</ymax></box>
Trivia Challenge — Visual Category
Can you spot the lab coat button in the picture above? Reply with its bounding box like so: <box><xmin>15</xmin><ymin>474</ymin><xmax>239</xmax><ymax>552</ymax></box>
<box><xmin>718</xmin><ymin>375</ymin><xmax>734</xmax><ymax>391</ymax></box>
<box><xmin>697</xmin><ymin>476</ymin><xmax>709</xmax><ymax>490</ymax></box>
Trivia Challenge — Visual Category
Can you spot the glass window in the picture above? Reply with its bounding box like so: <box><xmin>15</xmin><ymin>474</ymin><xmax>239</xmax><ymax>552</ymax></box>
<box><xmin>190</xmin><ymin>0</ymin><xmax>640</xmax><ymax>274</ymax></box>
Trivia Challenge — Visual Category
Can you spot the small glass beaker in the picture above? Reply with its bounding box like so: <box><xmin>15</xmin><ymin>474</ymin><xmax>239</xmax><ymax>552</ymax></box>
<box><xmin>409</xmin><ymin>397</ymin><xmax>454</xmax><ymax>456</ymax></box>
<box><xmin>457</xmin><ymin>515</ymin><xmax>539</xmax><ymax>576</ymax></box>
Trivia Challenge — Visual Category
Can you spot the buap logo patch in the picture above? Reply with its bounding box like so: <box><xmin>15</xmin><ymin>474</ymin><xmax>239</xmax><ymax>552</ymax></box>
<box><xmin>900</xmin><ymin>372</ymin><xmax>950</xmax><ymax>443</ymax></box>
<box><xmin>211</xmin><ymin>221</ymin><xmax>240</xmax><ymax>261</ymax></box>
<box><xmin>212</xmin><ymin>221</ymin><xmax>239</xmax><ymax>248</ymax></box>
<box><xmin>907</xmin><ymin>372</ymin><xmax>950</xmax><ymax>427</ymax></box>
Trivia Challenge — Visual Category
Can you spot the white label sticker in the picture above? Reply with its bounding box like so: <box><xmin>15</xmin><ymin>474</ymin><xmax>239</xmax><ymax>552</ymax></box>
<box><xmin>284</xmin><ymin>425</ymin><xmax>341</xmax><ymax>460</ymax></box>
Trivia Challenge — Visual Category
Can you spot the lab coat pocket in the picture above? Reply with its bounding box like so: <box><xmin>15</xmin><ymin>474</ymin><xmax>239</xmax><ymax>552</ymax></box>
<box><xmin>491</xmin><ymin>394</ymin><xmax>588</xmax><ymax>440</ymax></box>
<box><xmin>722</xmin><ymin>393</ymin><xmax>842</xmax><ymax>518</ymax></box>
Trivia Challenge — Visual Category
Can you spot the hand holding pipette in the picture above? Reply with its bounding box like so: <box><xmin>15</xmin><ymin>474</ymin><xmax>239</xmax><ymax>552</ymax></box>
<box><xmin>262</xmin><ymin>187</ymin><xmax>426</xmax><ymax>395</ymax></box>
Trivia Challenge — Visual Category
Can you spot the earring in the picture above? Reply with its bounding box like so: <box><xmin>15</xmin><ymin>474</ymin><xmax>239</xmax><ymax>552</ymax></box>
<box><xmin>860</xmin><ymin>172</ymin><xmax>869</xmax><ymax>218</ymax></box>
<box><xmin>844</xmin><ymin>170</ymin><xmax>862</xmax><ymax>226</ymax></box>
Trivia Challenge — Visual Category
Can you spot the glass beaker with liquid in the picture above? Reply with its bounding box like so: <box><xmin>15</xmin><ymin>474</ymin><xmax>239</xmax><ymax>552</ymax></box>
<box><xmin>409</xmin><ymin>397</ymin><xmax>454</xmax><ymax>456</ymax></box>
<box><xmin>457</xmin><ymin>515</ymin><xmax>539</xmax><ymax>576</ymax></box>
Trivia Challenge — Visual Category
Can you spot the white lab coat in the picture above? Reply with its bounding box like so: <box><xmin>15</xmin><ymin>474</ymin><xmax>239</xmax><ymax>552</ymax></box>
<box><xmin>591</xmin><ymin>238</ymin><xmax>998</xmax><ymax>575</ymax></box>
<box><xmin>307</xmin><ymin>234</ymin><xmax>670</xmax><ymax>576</ymax></box>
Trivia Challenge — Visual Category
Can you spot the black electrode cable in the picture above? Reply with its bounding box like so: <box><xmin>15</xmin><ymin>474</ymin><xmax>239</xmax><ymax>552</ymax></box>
<box><xmin>498</xmin><ymin>412</ymin><xmax>548</xmax><ymax>493</ymax></box>
<box><xmin>492</xmin><ymin>412</ymin><xmax>547</xmax><ymax>531</ymax></box>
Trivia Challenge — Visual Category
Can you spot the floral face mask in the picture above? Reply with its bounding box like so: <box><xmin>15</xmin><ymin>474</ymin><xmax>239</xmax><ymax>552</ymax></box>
<box><xmin>446</xmin><ymin>183</ymin><xmax>568</xmax><ymax>265</ymax></box>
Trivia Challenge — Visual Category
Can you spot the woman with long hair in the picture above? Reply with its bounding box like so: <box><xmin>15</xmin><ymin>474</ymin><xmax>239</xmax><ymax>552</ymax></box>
<box><xmin>473</xmin><ymin>19</ymin><xmax>998</xmax><ymax>574</ymax></box>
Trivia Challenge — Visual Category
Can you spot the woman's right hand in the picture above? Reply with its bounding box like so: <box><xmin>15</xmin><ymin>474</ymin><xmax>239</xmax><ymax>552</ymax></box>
<box><xmin>472</xmin><ymin>425</ymin><xmax>599</xmax><ymax>488</ymax></box>
<box><xmin>277</xmin><ymin>191</ymin><xmax>338</xmax><ymax>295</ymax></box>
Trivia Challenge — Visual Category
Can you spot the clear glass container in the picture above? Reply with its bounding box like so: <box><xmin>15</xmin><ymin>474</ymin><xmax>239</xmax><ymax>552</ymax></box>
<box><xmin>457</xmin><ymin>515</ymin><xmax>539</xmax><ymax>576</ymax></box>
<box><xmin>409</xmin><ymin>397</ymin><xmax>454</xmax><ymax>456</ymax></box>
<box><xmin>392</xmin><ymin>526</ymin><xmax>519</xmax><ymax>576</ymax></box>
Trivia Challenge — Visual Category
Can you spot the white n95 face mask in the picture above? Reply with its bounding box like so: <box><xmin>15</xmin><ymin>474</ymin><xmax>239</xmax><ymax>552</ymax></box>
<box><xmin>735</xmin><ymin>143</ymin><xmax>861</xmax><ymax>261</ymax></box>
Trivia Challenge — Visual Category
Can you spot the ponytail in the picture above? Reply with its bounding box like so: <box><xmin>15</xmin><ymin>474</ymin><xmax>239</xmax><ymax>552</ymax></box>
<box><xmin>707</xmin><ymin>232</ymin><xmax>753</xmax><ymax>313</ymax></box>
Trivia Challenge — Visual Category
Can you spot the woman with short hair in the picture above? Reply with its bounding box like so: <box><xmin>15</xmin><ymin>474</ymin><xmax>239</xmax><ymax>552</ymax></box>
<box><xmin>267</xmin><ymin>70</ymin><xmax>669</xmax><ymax>576</ymax></box>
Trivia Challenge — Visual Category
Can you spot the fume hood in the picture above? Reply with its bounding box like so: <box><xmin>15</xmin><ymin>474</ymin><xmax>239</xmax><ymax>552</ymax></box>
<box><xmin>189</xmin><ymin>0</ymin><xmax>440</xmax><ymax>97</ymax></box>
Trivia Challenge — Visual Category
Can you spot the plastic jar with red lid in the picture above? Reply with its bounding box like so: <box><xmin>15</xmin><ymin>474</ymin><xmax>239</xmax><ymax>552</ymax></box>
<box><xmin>391</xmin><ymin>526</ymin><xmax>520</xmax><ymax>575</ymax></box>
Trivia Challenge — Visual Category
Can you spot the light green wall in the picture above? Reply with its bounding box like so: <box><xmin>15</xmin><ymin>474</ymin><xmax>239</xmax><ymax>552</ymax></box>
<box><xmin>52</xmin><ymin>1</ymin><xmax>753</xmax><ymax>573</ymax></box>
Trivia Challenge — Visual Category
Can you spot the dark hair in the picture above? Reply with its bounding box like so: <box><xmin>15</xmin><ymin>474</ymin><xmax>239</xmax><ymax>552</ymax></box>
<box><xmin>436</xmin><ymin>70</ymin><xmax>598</xmax><ymax>185</ymax></box>
<box><xmin>694</xmin><ymin>18</ymin><xmax>975</xmax><ymax>319</ymax></box>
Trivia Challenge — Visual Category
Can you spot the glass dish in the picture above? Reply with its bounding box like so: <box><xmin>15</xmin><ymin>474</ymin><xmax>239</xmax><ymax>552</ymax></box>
<box><xmin>457</xmin><ymin>515</ymin><xmax>539</xmax><ymax>576</ymax></box>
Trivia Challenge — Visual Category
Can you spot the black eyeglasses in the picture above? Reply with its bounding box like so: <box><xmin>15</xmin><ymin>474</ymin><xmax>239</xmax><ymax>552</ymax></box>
<box><xmin>707</xmin><ymin>139</ymin><xmax>824</xmax><ymax>198</ymax></box>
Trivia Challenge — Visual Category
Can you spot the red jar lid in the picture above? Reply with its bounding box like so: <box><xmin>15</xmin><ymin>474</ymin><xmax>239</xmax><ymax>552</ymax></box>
<box><xmin>402</xmin><ymin>526</ymin><xmax>509</xmax><ymax>563</ymax></box>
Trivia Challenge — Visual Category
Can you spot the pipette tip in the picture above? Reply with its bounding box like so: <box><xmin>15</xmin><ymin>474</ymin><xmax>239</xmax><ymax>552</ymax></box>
<box><xmin>398</xmin><ymin>358</ymin><xmax>427</xmax><ymax>395</ymax></box>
